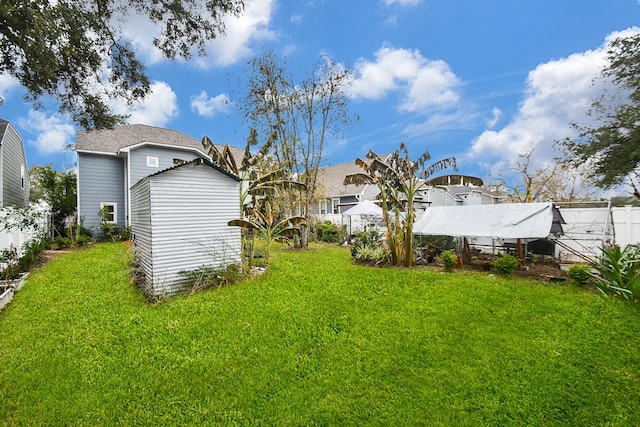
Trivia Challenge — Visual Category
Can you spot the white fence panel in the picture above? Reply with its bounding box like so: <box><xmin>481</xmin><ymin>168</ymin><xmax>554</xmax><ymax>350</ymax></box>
<box><xmin>611</xmin><ymin>206</ymin><xmax>640</xmax><ymax>247</ymax></box>
<box><xmin>0</xmin><ymin>203</ymin><xmax>51</xmax><ymax>259</ymax></box>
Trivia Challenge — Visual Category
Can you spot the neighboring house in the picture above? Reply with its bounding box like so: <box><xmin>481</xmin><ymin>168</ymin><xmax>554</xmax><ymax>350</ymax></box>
<box><xmin>313</xmin><ymin>158</ymin><xmax>503</xmax><ymax>221</ymax></box>
<box><xmin>0</xmin><ymin>119</ymin><xmax>29</xmax><ymax>207</ymax></box>
<box><xmin>313</xmin><ymin>158</ymin><xmax>386</xmax><ymax>218</ymax></box>
<box><xmin>76</xmin><ymin>124</ymin><xmax>242</xmax><ymax>236</ymax></box>
<box><xmin>130</xmin><ymin>158</ymin><xmax>241</xmax><ymax>298</ymax></box>
<box><xmin>414</xmin><ymin>185</ymin><xmax>504</xmax><ymax>212</ymax></box>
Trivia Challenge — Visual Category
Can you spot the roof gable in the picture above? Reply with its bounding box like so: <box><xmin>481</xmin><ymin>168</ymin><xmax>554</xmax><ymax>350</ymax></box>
<box><xmin>76</xmin><ymin>124</ymin><xmax>205</xmax><ymax>155</ymax></box>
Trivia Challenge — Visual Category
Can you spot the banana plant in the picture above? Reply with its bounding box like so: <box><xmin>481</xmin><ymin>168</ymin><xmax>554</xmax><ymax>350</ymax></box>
<box><xmin>228</xmin><ymin>201</ymin><xmax>306</xmax><ymax>263</ymax></box>
<box><xmin>203</xmin><ymin>131</ymin><xmax>306</xmax><ymax>268</ymax></box>
<box><xmin>344</xmin><ymin>143</ymin><xmax>456</xmax><ymax>267</ymax></box>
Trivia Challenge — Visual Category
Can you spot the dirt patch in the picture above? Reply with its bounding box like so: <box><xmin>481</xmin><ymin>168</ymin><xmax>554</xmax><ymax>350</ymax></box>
<box><xmin>31</xmin><ymin>249</ymin><xmax>74</xmax><ymax>271</ymax></box>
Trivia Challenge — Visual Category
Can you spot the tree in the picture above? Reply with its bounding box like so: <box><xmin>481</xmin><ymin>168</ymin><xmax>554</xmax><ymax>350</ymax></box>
<box><xmin>0</xmin><ymin>1</ymin><xmax>243</xmax><ymax>129</ymax></box>
<box><xmin>503</xmin><ymin>150</ymin><xmax>594</xmax><ymax>203</ymax></box>
<box><xmin>344</xmin><ymin>143</ymin><xmax>456</xmax><ymax>268</ymax></box>
<box><xmin>559</xmin><ymin>32</ymin><xmax>640</xmax><ymax>198</ymax></box>
<box><xmin>29</xmin><ymin>165</ymin><xmax>76</xmax><ymax>235</ymax></box>
<box><xmin>202</xmin><ymin>131</ymin><xmax>306</xmax><ymax>268</ymax></box>
<box><xmin>241</xmin><ymin>51</ymin><xmax>357</xmax><ymax>248</ymax></box>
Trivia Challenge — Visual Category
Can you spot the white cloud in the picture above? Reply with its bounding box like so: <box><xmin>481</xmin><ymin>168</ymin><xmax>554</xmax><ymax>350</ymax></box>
<box><xmin>383</xmin><ymin>0</ymin><xmax>423</xmax><ymax>6</ymax></box>
<box><xmin>110</xmin><ymin>81</ymin><xmax>179</xmax><ymax>127</ymax></box>
<box><xmin>118</xmin><ymin>0</ymin><xmax>277</xmax><ymax>68</ymax></box>
<box><xmin>190</xmin><ymin>91</ymin><xmax>231</xmax><ymax>117</ymax></box>
<box><xmin>486</xmin><ymin>107</ymin><xmax>502</xmax><ymax>129</ymax></box>
<box><xmin>468</xmin><ymin>28</ymin><xmax>640</xmax><ymax>169</ymax></box>
<box><xmin>0</xmin><ymin>73</ymin><xmax>20</xmax><ymax>103</ymax></box>
<box><xmin>20</xmin><ymin>111</ymin><xmax>76</xmax><ymax>155</ymax></box>
<box><xmin>349</xmin><ymin>45</ymin><xmax>462</xmax><ymax>113</ymax></box>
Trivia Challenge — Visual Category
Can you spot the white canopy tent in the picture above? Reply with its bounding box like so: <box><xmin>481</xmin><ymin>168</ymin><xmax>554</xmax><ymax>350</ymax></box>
<box><xmin>413</xmin><ymin>202</ymin><xmax>563</xmax><ymax>239</ymax></box>
<box><xmin>342</xmin><ymin>200</ymin><xmax>383</xmax><ymax>236</ymax></box>
<box><xmin>342</xmin><ymin>200</ymin><xmax>383</xmax><ymax>216</ymax></box>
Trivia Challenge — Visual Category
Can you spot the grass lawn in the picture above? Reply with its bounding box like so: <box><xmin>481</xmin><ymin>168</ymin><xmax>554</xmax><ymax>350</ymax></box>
<box><xmin>0</xmin><ymin>242</ymin><xmax>639</xmax><ymax>426</ymax></box>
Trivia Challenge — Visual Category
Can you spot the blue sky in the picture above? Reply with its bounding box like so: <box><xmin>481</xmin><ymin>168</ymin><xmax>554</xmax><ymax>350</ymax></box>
<box><xmin>2</xmin><ymin>0</ymin><xmax>639</xmax><ymax>186</ymax></box>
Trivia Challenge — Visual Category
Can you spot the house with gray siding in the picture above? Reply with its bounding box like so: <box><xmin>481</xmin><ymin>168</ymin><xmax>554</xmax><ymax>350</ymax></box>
<box><xmin>313</xmin><ymin>158</ymin><xmax>503</xmax><ymax>221</ymax></box>
<box><xmin>76</xmin><ymin>124</ymin><xmax>242</xmax><ymax>236</ymax></box>
<box><xmin>130</xmin><ymin>158</ymin><xmax>241</xmax><ymax>298</ymax></box>
<box><xmin>0</xmin><ymin>119</ymin><xmax>29</xmax><ymax>207</ymax></box>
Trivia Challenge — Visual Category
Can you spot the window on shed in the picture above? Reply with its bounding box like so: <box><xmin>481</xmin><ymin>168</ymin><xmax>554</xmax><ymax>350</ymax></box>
<box><xmin>146</xmin><ymin>156</ymin><xmax>159</xmax><ymax>168</ymax></box>
<box><xmin>100</xmin><ymin>202</ymin><xmax>117</xmax><ymax>223</ymax></box>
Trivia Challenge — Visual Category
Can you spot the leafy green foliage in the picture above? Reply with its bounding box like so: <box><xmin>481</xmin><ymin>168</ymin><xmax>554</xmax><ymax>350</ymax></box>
<box><xmin>313</xmin><ymin>221</ymin><xmax>340</xmax><ymax>243</ymax></box>
<box><xmin>591</xmin><ymin>243</ymin><xmax>640</xmax><ymax>301</ymax></box>
<box><xmin>344</xmin><ymin>143</ymin><xmax>456</xmax><ymax>267</ymax></box>
<box><xmin>560</xmin><ymin>33</ymin><xmax>640</xmax><ymax>194</ymax></box>
<box><xmin>0</xmin><ymin>1</ymin><xmax>244</xmax><ymax>128</ymax></box>
<box><xmin>29</xmin><ymin>166</ymin><xmax>76</xmax><ymax>235</ymax></box>
<box><xmin>441</xmin><ymin>249</ymin><xmax>457</xmax><ymax>272</ymax></box>
<box><xmin>228</xmin><ymin>201</ymin><xmax>306</xmax><ymax>263</ymax></box>
<box><xmin>1</xmin><ymin>242</ymin><xmax>640</xmax><ymax>425</ymax></box>
<box><xmin>493</xmin><ymin>254</ymin><xmax>521</xmax><ymax>275</ymax></box>
<box><xmin>567</xmin><ymin>264</ymin><xmax>593</xmax><ymax>286</ymax></box>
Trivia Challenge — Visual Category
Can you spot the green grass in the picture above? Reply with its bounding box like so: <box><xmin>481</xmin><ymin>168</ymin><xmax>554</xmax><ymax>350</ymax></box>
<box><xmin>1</xmin><ymin>242</ymin><xmax>639</xmax><ymax>426</ymax></box>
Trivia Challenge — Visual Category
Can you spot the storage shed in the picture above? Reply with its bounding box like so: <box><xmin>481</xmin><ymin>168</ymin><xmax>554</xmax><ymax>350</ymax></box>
<box><xmin>130</xmin><ymin>158</ymin><xmax>241</xmax><ymax>298</ymax></box>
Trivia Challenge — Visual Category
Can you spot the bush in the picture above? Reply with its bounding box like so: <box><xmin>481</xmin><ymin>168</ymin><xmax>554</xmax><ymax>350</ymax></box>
<box><xmin>315</xmin><ymin>221</ymin><xmax>340</xmax><ymax>243</ymax></box>
<box><xmin>493</xmin><ymin>254</ymin><xmax>520</xmax><ymax>275</ymax></box>
<box><xmin>441</xmin><ymin>249</ymin><xmax>457</xmax><ymax>272</ymax></box>
<box><xmin>52</xmin><ymin>236</ymin><xmax>71</xmax><ymax>250</ymax></box>
<box><xmin>353</xmin><ymin>245</ymin><xmax>391</xmax><ymax>266</ymax></box>
<box><xmin>567</xmin><ymin>264</ymin><xmax>592</xmax><ymax>286</ymax></box>
<box><xmin>591</xmin><ymin>244</ymin><xmax>640</xmax><ymax>301</ymax></box>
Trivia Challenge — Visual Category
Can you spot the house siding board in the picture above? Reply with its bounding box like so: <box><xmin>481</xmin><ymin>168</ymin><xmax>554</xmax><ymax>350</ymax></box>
<box><xmin>131</xmin><ymin>162</ymin><xmax>241</xmax><ymax>298</ymax></box>
<box><xmin>0</xmin><ymin>122</ymin><xmax>29</xmax><ymax>206</ymax></box>
<box><xmin>129</xmin><ymin>145</ymin><xmax>202</xmax><ymax>187</ymax></box>
<box><xmin>78</xmin><ymin>153</ymin><xmax>125</xmax><ymax>235</ymax></box>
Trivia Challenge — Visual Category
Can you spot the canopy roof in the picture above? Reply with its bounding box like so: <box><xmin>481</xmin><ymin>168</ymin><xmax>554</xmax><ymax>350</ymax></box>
<box><xmin>342</xmin><ymin>200</ymin><xmax>383</xmax><ymax>216</ymax></box>
<box><xmin>413</xmin><ymin>202</ymin><xmax>564</xmax><ymax>239</ymax></box>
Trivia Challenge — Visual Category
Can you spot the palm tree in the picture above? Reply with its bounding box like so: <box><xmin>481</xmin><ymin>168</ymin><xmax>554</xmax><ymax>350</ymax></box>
<box><xmin>344</xmin><ymin>143</ymin><xmax>456</xmax><ymax>267</ymax></box>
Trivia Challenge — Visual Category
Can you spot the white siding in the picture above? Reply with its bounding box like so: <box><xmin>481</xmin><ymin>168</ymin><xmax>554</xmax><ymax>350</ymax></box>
<box><xmin>131</xmin><ymin>161</ymin><xmax>241</xmax><ymax>298</ymax></box>
<box><xmin>130</xmin><ymin>178</ymin><xmax>153</xmax><ymax>295</ymax></box>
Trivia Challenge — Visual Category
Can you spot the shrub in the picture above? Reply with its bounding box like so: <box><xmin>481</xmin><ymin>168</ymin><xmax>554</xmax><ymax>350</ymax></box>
<box><xmin>591</xmin><ymin>244</ymin><xmax>640</xmax><ymax>301</ymax></box>
<box><xmin>493</xmin><ymin>254</ymin><xmax>520</xmax><ymax>275</ymax></box>
<box><xmin>52</xmin><ymin>236</ymin><xmax>71</xmax><ymax>250</ymax></box>
<box><xmin>315</xmin><ymin>221</ymin><xmax>340</xmax><ymax>243</ymax></box>
<box><xmin>441</xmin><ymin>249</ymin><xmax>457</xmax><ymax>272</ymax></box>
<box><xmin>567</xmin><ymin>264</ymin><xmax>592</xmax><ymax>286</ymax></box>
<box><xmin>353</xmin><ymin>244</ymin><xmax>391</xmax><ymax>266</ymax></box>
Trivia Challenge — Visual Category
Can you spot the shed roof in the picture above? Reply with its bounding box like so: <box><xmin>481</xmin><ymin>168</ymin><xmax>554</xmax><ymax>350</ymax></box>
<box><xmin>132</xmin><ymin>157</ymin><xmax>241</xmax><ymax>189</ymax></box>
<box><xmin>414</xmin><ymin>202</ymin><xmax>564</xmax><ymax>239</ymax></box>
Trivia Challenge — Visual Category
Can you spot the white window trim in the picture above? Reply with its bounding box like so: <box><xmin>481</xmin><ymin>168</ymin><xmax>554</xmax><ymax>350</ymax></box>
<box><xmin>146</xmin><ymin>156</ymin><xmax>159</xmax><ymax>168</ymax></box>
<box><xmin>100</xmin><ymin>202</ymin><xmax>118</xmax><ymax>224</ymax></box>
<box><xmin>331</xmin><ymin>198</ymin><xmax>340</xmax><ymax>214</ymax></box>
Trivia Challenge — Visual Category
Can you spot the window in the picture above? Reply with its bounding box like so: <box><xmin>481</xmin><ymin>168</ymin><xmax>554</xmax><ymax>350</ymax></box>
<box><xmin>146</xmin><ymin>156</ymin><xmax>159</xmax><ymax>168</ymax></box>
<box><xmin>20</xmin><ymin>164</ymin><xmax>25</xmax><ymax>188</ymax></box>
<box><xmin>319</xmin><ymin>200</ymin><xmax>328</xmax><ymax>215</ymax></box>
<box><xmin>100</xmin><ymin>202</ymin><xmax>117</xmax><ymax>224</ymax></box>
<box><xmin>332</xmin><ymin>198</ymin><xmax>340</xmax><ymax>214</ymax></box>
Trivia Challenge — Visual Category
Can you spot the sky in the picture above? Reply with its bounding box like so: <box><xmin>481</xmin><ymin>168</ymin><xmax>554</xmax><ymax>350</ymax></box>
<box><xmin>1</xmin><ymin>0</ymin><xmax>639</xmax><ymax>188</ymax></box>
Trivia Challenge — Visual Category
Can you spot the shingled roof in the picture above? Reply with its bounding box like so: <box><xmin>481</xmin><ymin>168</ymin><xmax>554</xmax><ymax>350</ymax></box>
<box><xmin>75</xmin><ymin>124</ymin><xmax>206</xmax><ymax>154</ymax></box>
